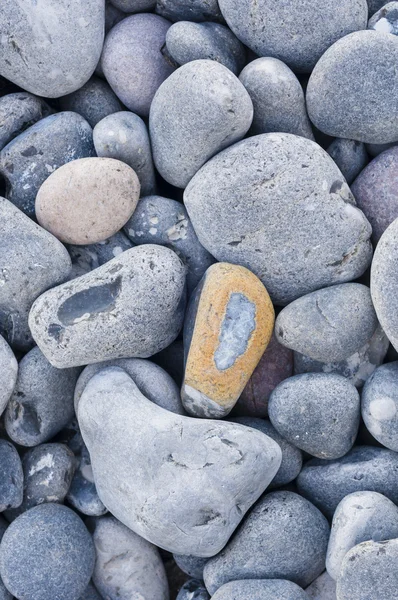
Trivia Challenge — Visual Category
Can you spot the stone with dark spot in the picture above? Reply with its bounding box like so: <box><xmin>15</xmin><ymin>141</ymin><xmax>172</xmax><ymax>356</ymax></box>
<box><xmin>0</xmin><ymin>440</ymin><xmax>23</xmax><ymax>512</ymax></box>
<box><xmin>59</xmin><ymin>77</ymin><xmax>122</xmax><ymax>128</ymax></box>
<box><xmin>67</xmin><ymin>443</ymin><xmax>107</xmax><ymax>517</ymax></box>
<box><xmin>177</xmin><ymin>579</ymin><xmax>209</xmax><ymax>600</ymax></box>
<box><xmin>0</xmin><ymin>92</ymin><xmax>51</xmax><ymax>151</ymax></box>
<box><xmin>67</xmin><ymin>231</ymin><xmax>133</xmax><ymax>279</ymax></box>
<box><xmin>368</xmin><ymin>2</ymin><xmax>398</xmax><ymax>34</ymax></box>
<box><xmin>156</xmin><ymin>0</ymin><xmax>224</xmax><ymax>22</ymax></box>
<box><xmin>211</xmin><ymin>579</ymin><xmax>309</xmax><ymax>600</ymax></box>
<box><xmin>327</xmin><ymin>138</ymin><xmax>369</xmax><ymax>185</ymax></box>
<box><xmin>173</xmin><ymin>555</ymin><xmax>209</xmax><ymax>580</ymax></box>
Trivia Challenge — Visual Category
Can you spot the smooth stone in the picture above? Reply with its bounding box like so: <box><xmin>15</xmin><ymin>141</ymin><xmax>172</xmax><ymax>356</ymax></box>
<box><xmin>239</xmin><ymin>57</ymin><xmax>314</xmax><ymax>139</ymax></box>
<box><xmin>153</xmin><ymin>339</ymin><xmax>184</xmax><ymax>386</ymax></box>
<box><xmin>29</xmin><ymin>245</ymin><xmax>186</xmax><ymax>368</ymax></box>
<box><xmin>297</xmin><ymin>446</ymin><xmax>398</xmax><ymax>518</ymax></box>
<box><xmin>156</xmin><ymin>0</ymin><xmax>224</xmax><ymax>22</ymax></box>
<box><xmin>101</xmin><ymin>14</ymin><xmax>175</xmax><ymax>117</ymax></box>
<box><xmin>182</xmin><ymin>262</ymin><xmax>274</xmax><ymax>418</ymax></box>
<box><xmin>166</xmin><ymin>21</ymin><xmax>245</xmax><ymax>74</ymax></box>
<box><xmin>67</xmin><ymin>231</ymin><xmax>133</xmax><ymax>279</ymax></box>
<box><xmin>184</xmin><ymin>133</ymin><xmax>372</xmax><ymax>305</ymax></box>
<box><xmin>204</xmin><ymin>491</ymin><xmax>329</xmax><ymax>594</ymax></box>
<box><xmin>233</xmin><ymin>332</ymin><xmax>293</xmax><ymax>418</ymax></box>
<box><xmin>337</xmin><ymin>539</ymin><xmax>398</xmax><ymax>600</ymax></box>
<box><xmin>0</xmin><ymin>0</ymin><xmax>104</xmax><ymax>97</ymax></box>
<box><xmin>0</xmin><ymin>335</ymin><xmax>17</xmax><ymax>416</ymax></box>
<box><xmin>306</xmin><ymin>572</ymin><xmax>337</xmax><ymax>600</ymax></box>
<box><xmin>105</xmin><ymin>0</ymin><xmax>125</xmax><ymax>32</ymax></box>
<box><xmin>275</xmin><ymin>284</ymin><xmax>378</xmax><ymax>363</ymax></box>
<box><xmin>326</xmin><ymin>491</ymin><xmax>398</xmax><ymax>580</ymax></box>
<box><xmin>327</xmin><ymin>138</ymin><xmax>369</xmax><ymax>185</ymax></box>
<box><xmin>59</xmin><ymin>77</ymin><xmax>122</xmax><ymax>128</ymax></box>
<box><xmin>362</xmin><ymin>362</ymin><xmax>398</xmax><ymax>451</ymax></box>
<box><xmin>0</xmin><ymin>92</ymin><xmax>51</xmax><ymax>151</ymax></box>
<box><xmin>232</xmin><ymin>417</ymin><xmax>303</xmax><ymax>488</ymax></box>
<box><xmin>93</xmin><ymin>111</ymin><xmax>156</xmax><ymax>197</ymax></box>
<box><xmin>150</xmin><ymin>59</ymin><xmax>252</xmax><ymax>188</ymax></box>
<box><xmin>173</xmin><ymin>555</ymin><xmax>208</xmax><ymax>580</ymax></box>
<box><xmin>124</xmin><ymin>195</ymin><xmax>215</xmax><ymax>293</ymax></box>
<box><xmin>67</xmin><ymin>444</ymin><xmax>107</xmax><ymax>517</ymax></box>
<box><xmin>79</xmin><ymin>582</ymin><xmax>103</xmax><ymax>600</ymax></box>
<box><xmin>211</xmin><ymin>579</ymin><xmax>309</xmax><ymax>600</ymax></box>
<box><xmin>176</xmin><ymin>580</ymin><xmax>209</xmax><ymax>600</ymax></box>
<box><xmin>0</xmin><ymin>111</ymin><xmax>95</xmax><ymax>217</ymax></box>
<box><xmin>0</xmin><ymin>198</ymin><xmax>71</xmax><ymax>350</ymax></box>
<box><xmin>5</xmin><ymin>346</ymin><xmax>80</xmax><ymax>446</ymax></box>
<box><xmin>0</xmin><ymin>504</ymin><xmax>95</xmax><ymax>600</ymax></box>
<box><xmin>78</xmin><ymin>367</ymin><xmax>282</xmax><ymax>556</ymax></box>
<box><xmin>0</xmin><ymin>440</ymin><xmax>23</xmax><ymax>512</ymax></box>
<box><xmin>352</xmin><ymin>146</ymin><xmax>398</xmax><ymax>242</ymax></box>
<box><xmin>368</xmin><ymin>2</ymin><xmax>398</xmax><ymax>34</ymax></box>
<box><xmin>217</xmin><ymin>0</ymin><xmax>367</xmax><ymax>73</ymax></box>
<box><xmin>307</xmin><ymin>31</ymin><xmax>398</xmax><ymax>144</ymax></box>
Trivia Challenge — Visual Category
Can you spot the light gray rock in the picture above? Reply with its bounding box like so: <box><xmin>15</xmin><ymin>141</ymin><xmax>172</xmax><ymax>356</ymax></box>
<box><xmin>0</xmin><ymin>335</ymin><xmax>17</xmax><ymax>417</ymax></box>
<box><xmin>77</xmin><ymin>367</ymin><xmax>282</xmax><ymax>556</ymax></box>
<box><xmin>67</xmin><ymin>231</ymin><xmax>133</xmax><ymax>279</ymax></box>
<box><xmin>184</xmin><ymin>133</ymin><xmax>372</xmax><ymax>305</ymax></box>
<box><xmin>0</xmin><ymin>440</ymin><xmax>23</xmax><ymax>512</ymax></box>
<box><xmin>156</xmin><ymin>0</ymin><xmax>223</xmax><ymax>22</ymax></box>
<box><xmin>29</xmin><ymin>245</ymin><xmax>186</xmax><ymax>368</ymax></box>
<box><xmin>306</xmin><ymin>572</ymin><xmax>336</xmax><ymax>600</ymax></box>
<box><xmin>150</xmin><ymin>59</ymin><xmax>253</xmax><ymax>188</ymax></box>
<box><xmin>109</xmin><ymin>0</ymin><xmax>156</xmax><ymax>12</ymax></box>
<box><xmin>362</xmin><ymin>362</ymin><xmax>398</xmax><ymax>451</ymax></box>
<box><xmin>327</xmin><ymin>138</ymin><xmax>369</xmax><ymax>185</ymax></box>
<box><xmin>211</xmin><ymin>579</ymin><xmax>309</xmax><ymax>600</ymax></box>
<box><xmin>67</xmin><ymin>444</ymin><xmax>107</xmax><ymax>517</ymax></box>
<box><xmin>59</xmin><ymin>77</ymin><xmax>122</xmax><ymax>128</ymax></box>
<box><xmin>0</xmin><ymin>93</ymin><xmax>51</xmax><ymax>151</ymax></box>
<box><xmin>0</xmin><ymin>0</ymin><xmax>104</xmax><ymax>97</ymax></box>
<box><xmin>307</xmin><ymin>31</ymin><xmax>398</xmax><ymax>144</ymax></box>
<box><xmin>368</xmin><ymin>2</ymin><xmax>398</xmax><ymax>34</ymax></box>
<box><xmin>239</xmin><ymin>57</ymin><xmax>314</xmax><ymax>139</ymax></box>
<box><xmin>176</xmin><ymin>580</ymin><xmax>209</xmax><ymax>600</ymax></box>
<box><xmin>173</xmin><ymin>555</ymin><xmax>208</xmax><ymax>580</ymax></box>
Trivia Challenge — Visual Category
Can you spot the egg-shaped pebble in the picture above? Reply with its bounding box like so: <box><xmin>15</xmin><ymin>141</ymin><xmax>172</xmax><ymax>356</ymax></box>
<box><xmin>0</xmin><ymin>440</ymin><xmax>23</xmax><ymax>512</ymax></box>
<box><xmin>59</xmin><ymin>77</ymin><xmax>122</xmax><ymax>128</ymax></box>
<box><xmin>0</xmin><ymin>92</ymin><xmax>51</xmax><ymax>151</ymax></box>
<box><xmin>327</xmin><ymin>138</ymin><xmax>369</xmax><ymax>185</ymax></box>
<box><xmin>361</xmin><ymin>362</ymin><xmax>398</xmax><ymax>451</ymax></box>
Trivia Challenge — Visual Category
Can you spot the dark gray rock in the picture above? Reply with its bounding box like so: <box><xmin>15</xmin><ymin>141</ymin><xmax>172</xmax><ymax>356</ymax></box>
<box><xmin>368</xmin><ymin>2</ymin><xmax>398</xmax><ymax>34</ymax></box>
<box><xmin>0</xmin><ymin>517</ymin><xmax>10</xmax><ymax>600</ymax></box>
<box><xmin>177</xmin><ymin>580</ymin><xmax>209</xmax><ymax>600</ymax></box>
<box><xmin>0</xmin><ymin>335</ymin><xmax>17</xmax><ymax>416</ymax></box>
<box><xmin>79</xmin><ymin>582</ymin><xmax>103</xmax><ymax>600</ymax></box>
<box><xmin>0</xmin><ymin>504</ymin><xmax>95</xmax><ymax>600</ymax></box>
<box><xmin>109</xmin><ymin>0</ymin><xmax>156</xmax><ymax>12</ymax></box>
<box><xmin>105</xmin><ymin>0</ymin><xmax>125</xmax><ymax>33</ymax></box>
<box><xmin>0</xmin><ymin>440</ymin><xmax>23</xmax><ymax>512</ymax></box>
<box><xmin>368</xmin><ymin>0</ymin><xmax>390</xmax><ymax>13</ymax></box>
<box><xmin>362</xmin><ymin>362</ymin><xmax>398</xmax><ymax>451</ymax></box>
<box><xmin>59</xmin><ymin>77</ymin><xmax>122</xmax><ymax>128</ymax></box>
<box><xmin>366</xmin><ymin>141</ymin><xmax>398</xmax><ymax>156</ymax></box>
<box><xmin>327</xmin><ymin>138</ymin><xmax>369</xmax><ymax>184</ymax></box>
<box><xmin>153</xmin><ymin>339</ymin><xmax>184</xmax><ymax>386</ymax></box>
<box><xmin>67</xmin><ymin>231</ymin><xmax>133</xmax><ymax>279</ymax></box>
<box><xmin>67</xmin><ymin>444</ymin><xmax>107</xmax><ymax>517</ymax></box>
<box><xmin>212</xmin><ymin>579</ymin><xmax>309</xmax><ymax>600</ymax></box>
<box><xmin>156</xmin><ymin>0</ymin><xmax>223</xmax><ymax>22</ymax></box>
<box><xmin>173</xmin><ymin>555</ymin><xmax>208</xmax><ymax>580</ymax></box>
<box><xmin>0</xmin><ymin>93</ymin><xmax>51</xmax><ymax>151</ymax></box>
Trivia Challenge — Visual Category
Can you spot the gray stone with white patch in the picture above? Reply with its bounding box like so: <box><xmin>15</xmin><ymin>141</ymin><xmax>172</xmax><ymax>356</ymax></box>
<box><xmin>177</xmin><ymin>580</ymin><xmax>209</xmax><ymax>600</ymax></box>
<box><xmin>361</xmin><ymin>362</ymin><xmax>398</xmax><ymax>451</ymax></box>
<box><xmin>59</xmin><ymin>77</ymin><xmax>122</xmax><ymax>128</ymax></box>
<box><xmin>0</xmin><ymin>93</ymin><xmax>51</xmax><ymax>151</ymax></box>
<box><xmin>67</xmin><ymin>231</ymin><xmax>133</xmax><ymax>279</ymax></box>
<box><xmin>327</xmin><ymin>138</ymin><xmax>369</xmax><ymax>185</ymax></box>
<box><xmin>67</xmin><ymin>444</ymin><xmax>107</xmax><ymax>517</ymax></box>
<box><xmin>211</xmin><ymin>579</ymin><xmax>309</xmax><ymax>600</ymax></box>
<box><xmin>0</xmin><ymin>440</ymin><xmax>23</xmax><ymax>512</ymax></box>
<box><xmin>368</xmin><ymin>2</ymin><xmax>398</xmax><ymax>35</ymax></box>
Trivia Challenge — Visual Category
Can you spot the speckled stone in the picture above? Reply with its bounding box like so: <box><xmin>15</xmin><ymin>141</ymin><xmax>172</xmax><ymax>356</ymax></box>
<box><xmin>110</xmin><ymin>0</ymin><xmax>156</xmax><ymax>11</ymax></box>
<box><xmin>0</xmin><ymin>440</ymin><xmax>23</xmax><ymax>512</ymax></box>
<box><xmin>0</xmin><ymin>0</ymin><xmax>104</xmax><ymax>97</ymax></box>
<box><xmin>173</xmin><ymin>555</ymin><xmax>208</xmax><ymax>580</ymax></box>
<box><xmin>67</xmin><ymin>231</ymin><xmax>133</xmax><ymax>279</ymax></box>
<box><xmin>239</xmin><ymin>58</ymin><xmax>314</xmax><ymax>139</ymax></box>
<box><xmin>156</xmin><ymin>0</ymin><xmax>223</xmax><ymax>22</ymax></box>
<box><xmin>306</xmin><ymin>572</ymin><xmax>336</xmax><ymax>600</ymax></box>
<box><xmin>124</xmin><ymin>195</ymin><xmax>215</xmax><ymax>293</ymax></box>
<box><xmin>361</xmin><ymin>362</ymin><xmax>398</xmax><ymax>451</ymax></box>
<box><xmin>0</xmin><ymin>335</ymin><xmax>17</xmax><ymax>417</ymax></box>
<box><xmin>0</xmin><ymin>504</ymin><xmax>95</xmax><ymax>600</ymax></box>
<box><xmin>67</xmin><ymin>444</ymin><xmax>107</xmax><ymax>517</ymax></box>
<box><xmin>307</xmin><ymin>31</ymin><xmax>398</xmax><ymax>144</ymax></box>
<box><xmin>0</xmin><ymin>111</ymin><xmax>95</xmax><ymax>217</ymax></box>
<box><xmin>4</xmin><ymin>346</ymin><xmax>80</xmax><ymax>446</ymax></box>
<box><xmin>101</xmin><ymin>14</ymin><xmax>175</xmax><ymax>117</ymax></box>
<box><xmin>182</xmin><ymin>263</ymin><xmax>274</xmax><ymax>418</ymax></box>
<box><xmin>327</xmin><ymin>138</ymin><xmax>369</xmax><ymax>185</ymax></box>
<box><xmin>0</xmin><ymin>93</ymin><xmax>51</xmax><ymax>151</ymax></box>
<box><xmin>297</xmin><ymin>446</ymin><xmax>398</xmax><ymax>518</ymax></box>
<box><xmin>0</xmin><ymin>198</ymin><xmax>71</xmax><ymax>350</ymax></box>
<box><xmin>204</xmin><ymin>491</ymin><xmax>329</xmax><ymax>594</ymax></box>
<box><xmin>78</xmin><ymin>367</ymin><xmax>282</xmax><ymax>556</ymax></box>
<box><xmin>217</xmin><ymin>0</ymin><xmax>367</xmax><ymax>73</ymax></box>
<box><xmin>29</xmin><ymin>245</ymin><xmax>186</xmax><ymax>368</ymax></box>
<box><xmin>184</xmin><ymin>133</ymin><xmax>372</xmax><ymax>305</ymax></box>
<box><xmin>368</xmin><ymin>2</ymin><xmax>398</xmax><ymax>34</ymax></box>
<box><xmin>93</xmin><ymin>112</ymin><xmax>156</xmax><ymax>197</ymax></box>
<box><xmin>59</xmin><ymin>77</ymin><xmax>122</xmax><ymax>128</ymax></box>
<box><xmin>150</xmin><ymin>59</ymin><xmax>253</xmax><ymax>188</ymax></box>
<box><xmin>326</xmin><ymin>491</ymin><xmax>398</xmax><ymax>581</ymax></box>
<box><xmin>212</xmin><ymin>579</ymin><xmax>309</xmax><ymax>600</ymax></box>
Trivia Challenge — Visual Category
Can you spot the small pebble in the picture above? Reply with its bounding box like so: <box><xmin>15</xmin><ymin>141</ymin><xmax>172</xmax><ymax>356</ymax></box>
<box><xmin>59</xmin><ymin>77</ymin><xmax>122</xmax><ymax>128</ymax></box>
<box><xmin>327</xmin><ymin>138</ymin><xmax>369</xmax><ymax>185</ymax></box>
<box><xmin>0</xmin><ymin>335</ymin><xmax>17</xmax><ymax>416</ymax></box>
<box><xmin>66</xmin><ymin>444</ymin><xmax>107</xmax><ymax>517</ymax></box>
<box><xmin>0</xmin><ymin>440</ymin><xmax>23</xmax><ymax>512</ymax></box>
<box><xmin>211</xmin><ymin>579</ymin><xmax>309</xmax><ymax>600</ymax></box>
<box><xmin>0</xmin><ymin>92</ymin><xmax>51</xmax><ymax>151</ymax></box>
<box><xmin>79</xmin><ymin>582</ymin><xmax>103</xmax><ymax>600</ymax></box>
<box><xmin>368</xmin><ymin>2</ymin><xmax>398</xmax><ymax>34</ymax></box>
<box><xmin>67</xmin><ymin>231</ymin><xmax>133</xmax><ymax>279</ymax></box>
<box><xmin>173</xmin><ymin>555</ymin><xmax>209</xmax><ymax>580</ymax></box>
<box><xmin>109</xmin><ymin>0</ymin><xmax>156</xmax><ymax>12</ymax></box>
<box><xmin>176</xmin><ymin>580</ymin><xmax>210</xmax><ymax>600</ymax></box>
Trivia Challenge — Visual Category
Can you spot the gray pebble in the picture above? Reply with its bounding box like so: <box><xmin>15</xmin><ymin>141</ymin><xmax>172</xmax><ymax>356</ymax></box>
<box><xmin>0</xmin><ymin>335</ymin><xmax>17</xmax><ymax>417</ymax></box>
<box><xmin>177</xmin><ymin>580</ymin><xmax>209</xmax><ymax>600</ymax></box>
<box><xmin>306</xmin><ymin>572</ymin><xmax>336</xmax><ymax>600</ymax></box>
<box><xmin>0</xmin><ymin>93</ymin><xmax>51</xmax><ymax>151</ymax></box>
<box><xmin>0</xmin><ymin>504</ymin><xmax>95</xmax><ymax>600</ymax></box>
<box><xmin>297</xmin><ymin>445</ymin><xmax>398</xmax><ymax>518</ymax></box>
<box><xmin>362</xmin><ymin>362</ymin><xmax>398</xmax><ymax>451</ymax></box>
<box><xmin>79</xmin><ymin>582</ymin><xmax>103</xmax><ymax>600</ymax></box>
<box><xmin>211</xmin><ymin>579</ymin><xmax>309</xmax><ymax>600</ymax></box>
<box><xmin>327</xmin><ymin>138</ymin><xmax>369</xmax><ymax>185</ymax></box>
<box><xmin>366</xmin><ymin>141</ymin><xmax>398</xmax><ymax>156</ymax></box>
<box><xmin>29</xmin><ymin>245</ymin><xmax>186</xmax><ymax>368</ymax></box>
<box><xmin>239</xmin><ymin>57</ymin><xmax>314</xmax><ymax>139</ymax></box>
<box><xmin>0</xmin><ymin>111</ymin><xmax>95</xmax><ymax>217</ymax></box>
<box><xmin>93</xmin><ymin>111</ymin><xmax>156</xmax><ymax>196</ymax></box>
<box><xmin>156</xmin><ymin>0</ymin><xmax>223</xmax><ymax>22</ymax></box>
<box><xmin>0</xmin><ymin>518</ymin><xmax>10</xmax><ymax>600</ymax></box>
<box><xmin>109</xmin><ymin>0</ymin><xmax>156</xmax><ymax>12</ymax></box>
<box><xmin>184</xmin><ymin>133</ymin><xmax>372</xmax><ymax>305</ymax></box>
<box><xmin>173</xmin><ymin>555</ymin><xmax>209</xmax><ymax>580</ymax></box>
<box><xmin>5</xmin><ymin>346</ymin><xmax>80</xmax><ymax>447</ymax></box>
<box><xmin>307</xmin><ymin>31</ymin><xmax>398</xmax><ymax>144</ymax></box>
<box><xmin>0</xmin><ymin>440</ymin><xmax>23</xmax><ymax>512</ymax></box>
<box><xmin>368</xmin><ymin>2</ymin><xmax>398</xmax><ymax>34</ymax></box>
<box><xmin>105</xmin><ymin>0</ymin><xmax>125</xmax><ymax>33</ymax></box>
<box><xmin>204</xmin><ymin>491</ymin><xmax>329</xmax><ymax>594</ymax></box>
<box><xmin>59</xmin><ymin>77</ymin><xmax>122</xmax><ymax>128</ymax></box>
<box><xmin>67</xmin><ymin>231</ymin><xmax>133</xmax><ymax>279</ymax></box>
<box><xmin>67</xmin><ymin>444</ymin><xmax>107</xmax><ymax>517</ymax></box>
<box><xmin>150</xmin><ymin>59</ymin><xmax>253</xmax><ymax>188</ymax></box>
<box><xmin>368</xmin><ymin>0</ymin><xmax>390</xmax><ymax>13</ymax></box>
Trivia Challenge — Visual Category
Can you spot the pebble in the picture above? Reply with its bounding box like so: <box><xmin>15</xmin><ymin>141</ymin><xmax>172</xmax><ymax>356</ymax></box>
<box><xmin>184</xmin><ymin>133</ymin><xmax>372</xmax><ymax>305</ymax></box>
<box><xmin>109</xmin><ymin>0</ymin><xmax>156</xmax><ymax>11</ymax></box>
<box><xmin>59</xmin><ymin>77</ymin><xmax>122</xmax><ymax>128</ymax></box>
<box><xmin>307</xmin><ymin>31</ymin><xmax>398</xmax><ymax>144</ymax></box>
<box><xmin>361</xmin><ymin>362</ymin><xmax>398</xmax><ymax>451</ymax></box>
<box><xmin>67</xmin><ymin>444</ymin><xmax>107</xmax><ymax>517</ymax></box>
<box><xmin>29</xmin><ymin>245</ymin><xmax>186</xmax><ymax>368</ymax></box>
<box><xmin>77</xmin><ymin>367</ymin><xmax>282</xmax><ymax>556</ymax></box>
<box><xmin>101</xmin><ymin>14</ymin><xmax>176</xmax><ymax>116</ymax></box>
<box><xmin>177</xmin><ymin>580</ymin><xmax>209</xmax><ymax>600</ymax></box>
<box><xmin>173</xmin><ymin>555</ymin><xmax>209</xmax><ymax>580</ymax></box>
<box><xmin>4</xmin><ymin>346</ymin><xmax>80</xmax><ymax>446</ymax></box>
<box><xmin>368</xmin><ymin>0</ymin><xmax>390</xmax><ymax>13</ymax></box>
<box><xmin>149</xmin><ymin>59</ymin><xmax>253</xmax><ymax>188</ymax></box>
<box><xmin>0</xmin><ymin>111</ymin><xmax>95</xmax><ymax>217</ymax></box>
<box><xmin>36</xmin><ymin>157</ymin><xmax>140</xmax><ymax>245</ymax></box>
<box><xmin>0</xmin><ymin>0</ymin><xmax>104</xmax><ymax>98</ymax></box>
<box><xmin>297</xmin><ymin>445</ymin><xmax>398</xmax><ymax>518</ymax></box>
<box><xmin>93</xmin><ymin>111</ymin><xmax>157</xmax><ymax>197</ymax></box>
<box><xmin>67</xmin><ymin>231</ymin><xmax>133</xmax><ymax>279</ymax></box>
<box><xmin>79</xmin><ymin>582</ymin><xmax>103</xmax><ymax>600</ymax></box>
<box><xmin>326</xmin><ymin>491</ymin><xmax>398</xmax><ymax>580</ymax></box>
<box><xmin>156</xmin><ymin>0</ymin><xmax>224</xmax><ymax>22</ymax></box>
<box><xmin>366</xmin><ymin>141</ymin><xmax>398</xmax><ymax>156</ymax></box>
<box><xmin>0</xmin><ymin>517</ymin><xmax>10</xmax><ymax>600</ymax></box>
<box><xmin>0</xmin><ymin>335</ymin><xmax>17</xmax><ymax>417</ymax></box>
<box><xmin>211</xmin><ymin>579</ymin><xmax>309</xmax><ymax>600</ymax></box>
<box><xmin>368</xmin><ymin>2</ymin><xmax>398</xmax><ymax>34</ymax></box>
<box><xmin>0</xmin><ymin>93</ymin><xmax>51</xmax><ymax>151</ymax></box>
<box><xmin>0</xmin><ymin>440</ymin><xmax>23</xmax><ymax>512</ymax></box>
<box><xmin>275</xmin><ymin>284</ymin><xmax>378</xmax><ymax>363</ymax></box>
<box><xmin>203</xmin><ymin>491</ymin><xmax>329</xmax><ymax>594</ymax></box>
<box><xmin>124</xmin><ymin>195</ymin><xmax>215</xmax><ymax>293</ymax></box>
<box><xmin>0</xmin><ymin>504</ymin><xmax>95</xmax><ymax>600</ymax></box>
<box><xmin>327</xmin><ymin>138</ymin><xmax>369</xmax><ymax>185</ymax></box>
<box><xmin>239</xmin><ymin>58</ymin><xmax>314</xmax><ymax>139</ymax></box>
<box><xmin>306</xmin><ymin>572</ymin><xmax>337</xmax><ymax>600</ymax></box>
<box><xmin>90</xmin><ymin>515</ymin><xmax>169</xmax><ymax>600</ymax></box>
<box><xmin>182</xmin><ymin>262</ymin><xmax>274</xmax><ymax>418</ymax></box>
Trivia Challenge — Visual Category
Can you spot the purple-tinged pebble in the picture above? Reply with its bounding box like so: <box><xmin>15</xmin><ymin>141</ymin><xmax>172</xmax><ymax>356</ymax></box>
<box><xmin>173</xmin><ymin>555</ymin><xmax>209</xmax><ymax>580</ymax></box>
<box><xmin>67</xmin><ymin>444</ymin><xmax>107</xmax><ymax>517</ymax></box>
<box><xmin>306</xmin><ymin>572</ymin><xmax>336</xmax><ymax>600</ymax></box>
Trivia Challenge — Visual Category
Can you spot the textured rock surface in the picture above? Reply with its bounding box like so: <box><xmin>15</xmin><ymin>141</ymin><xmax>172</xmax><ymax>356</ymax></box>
<box><xmin>0</xmin><ymin>335</ymin><xmax>17</xmax><ymax>416</ymax></box>
<box><xmin>59</xmin><ymin>77</ymin><xmax>122</xmax><ymax>128</ymax></box>
<box><xmin>110</xmin><ymin>0</ymin><xmax>156</xmax><ymax>11</ymax></box>
<box><xmin>176</xmin><ymin>580</ymin><xmax>209</xmax><ymax>600</ymax></box>
<box><xmin>327</xmin><ymin>138</ymin><xmax>369</xmax><ymax>185</ymax></box>
<box><xmin>173</xmin><ymin>555</ymin><xmax>209</xmax><ymax>580</ymax></box>
<box><xmin>361</xmin><ymin>362</ymin><xmax>398</xmax><ymax>451</ymax></box>
<box><xmin>368</xmin><ymin>2</ymin><xmax>398</xmax><ymax>34</ymax></box>
<box><xmin>67</xmin><ymin>231</ymin><xmax>133</xmax><ymax>279</ymax></box>
<box><xmin>156</xmin><ymin>0</ymin><xmax>224</xmax><ymax>22</ymax></box>
<box><xmin>0</xmin><ymin>93</ymin><xmax>50</xmax><ymax>151</ymax></box>
<box><xmin>211</xmin><ymin>579</ymin><xmax>309</xmax><ymax>600</ymax></box>
<box><xmin>0</xmin><ymin>440</ymin><xmax>23</xmax><ymax>512</ymax></box>
<box><xmin>67</xmin><ymin>444</ymin><xmax>107</xmax><ymax>517</ymax></box>
<box><xmin>306</xmin><ymin>572</ymin><xmax>337</xmax><ymax>600</ymax></box>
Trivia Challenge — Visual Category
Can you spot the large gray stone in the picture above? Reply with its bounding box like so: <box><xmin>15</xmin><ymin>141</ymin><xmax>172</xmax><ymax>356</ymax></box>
<box><xmin>211</xmin><ymin>579</ymin><xmax>309</xmax><ymax>600</ymax></box>
<box><xmin>0</xmin><ymin>92</ymin><xmax>50</xmax><ymax>151</ymax></box>
<box><xmin>361</xmin><ymin>362</ymin><xmax>398</xmax><ymax>451</ymax></box>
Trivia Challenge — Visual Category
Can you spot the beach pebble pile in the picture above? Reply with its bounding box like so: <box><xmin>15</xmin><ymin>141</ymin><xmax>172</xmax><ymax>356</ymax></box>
<box><xmin>1</xmin><ymin>0</ymin><xmax>398</xmax><ymax>599</ymax></box>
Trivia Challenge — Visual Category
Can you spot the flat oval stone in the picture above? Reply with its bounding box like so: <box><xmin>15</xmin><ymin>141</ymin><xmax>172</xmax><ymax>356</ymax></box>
<box><xmin>177</xmin><ymin>580</ymin><xmax>209</xmax><ymax>600</ymax></box>
<box><xmin>77</xmin><ymin>367</ymin><xmax>282</xmax><ymax>556</ymax></box>
<box><xmin>368</xmin><ymin>2</ymin><xmax>398</xmax><ymax>34</ymax></box>
<box><xmin>184</xmin><ymin>133</ymin><xmax>372</xmax><ymax>305</ymax></box>
<box><xmin>173</xmin><ymin>555</ymin><xmax>208</xmax><ymax>580</ymax></box>
<box><xmin>327</xmin><ymin>138</ymin><xmax>369</xmax><ymax>185</ymax></box>
<box><xmin>306</xmin><ymin>572</ymin><xmax>337</xmax><ymax>600</ymax></box>
<box><xmin>67</xmin><ymin>444</ymin><xmax>107</xmax><ymax>517</ymax></box>
<box><xmin>362</xmin><ymin>362</ymin><xmax>398</xmax><ymax>451</ymax></box>
<box><xmin>36</xmin><ymin>157</ymin><xmax>140</xmax><ymax>245</ymax></box>
<box><xmin>150</xmin><ymin>60</ymin><xmax>253</xmax><ymax>188</ymax></box>
<box><xmin>239</xmin><ymin>58</ymin><xmax>314</xmax><ymax>139</ymax></box>
<box><xmin>0</xmin><ymin>504</ymin><xmax>95</xmax><ymax>600</ymax></box>
<box><xmin>0</xmin><ymin>92</ymin><xmax>51</xmax><ymax>151</ymax></box>
<box><xmin>0</xmin><ymin>440</ymin><xmax>23</xmax><ymax>512</ymax></box>
<box><xmin>182</xmin><ymin>263</ymin><xmax>274</xmax><ymax>418</ymax></box>
<box><xmin>59</xmin><ymin>77</ymin><xmax>122</xmax><ymax>128</ymax></box>
<box><xmin>0</xmin><ymin>0</ymin><xmax>104</xmax><ymax>98</ymax></box>
<box><xmin>29</xmin><ymin>245</ymin><xmax>186</xmax><ymax>368</ymax></box>
<box><xmin>0</xmin><ymin>335</ymin><xmax>17</xmax><ymax>417</ymax></box>
<box><xmin>67</xmin><ymin>231</ymin><xmax>133</xmax><ymax>279</ymax></box>
<box><xmin>156</xmin><ymin>0</ymin><xmax>224</xmax><ymax>22</ymax></box>
<box><xmin>307</xmin><ymin>31</ymin><xmax>398</xmax><ymax>144</ymax></box>
<box><xmin>101</xmin><ymin>14</ymin><xmax>176</xmax><ymax>117</ymax></box>
<box><xmin>211</xmin><ymin>579</ymin><xmax>309</xmax><ymax>600</ymax></box>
